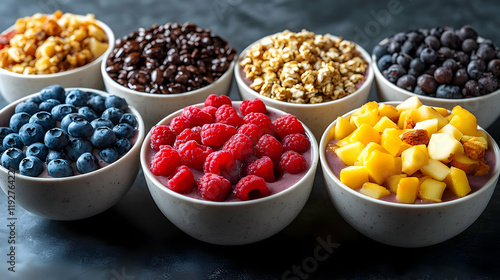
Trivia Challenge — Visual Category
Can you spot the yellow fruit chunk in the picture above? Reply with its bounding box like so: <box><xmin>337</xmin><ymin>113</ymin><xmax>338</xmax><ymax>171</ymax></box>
<box><xmin>351</xmin><ymin>110</ymin><xmax>380</xmax><ymax>128</ymax></box>
<box><xmin>334</xmin><ymin>116</ymin><xmax>356</xmax><ymax>140</ymax></box>
<box><xmin>335</xmin><ymin>142</ymin><xmax>366</xmax><ymax>166</ymax></box>
<box><xmin>385</xmin><ymin>174</ymin><xmax>407</xmax><ymax>193</ymax></box>
<box><xmin>432</xmin><ymin>106</ymin><xmax>450</xmax><ymax>117</ymax></box>
<box><xmin>373</xmin><ymin>116</ymin><xmax>399</xmax><ymax>133</ymax></box>
<box><xmin>396</xmin><ymin>96</ymin><xmax>422</xmax><ymax>111</ymax></box>
<box><xmin>401</xmin><ymin>145</ymin><xmax>429</xmax><ymax>175</ymax></box>
<box><xmin>414</xmin><ymin>105</ymin><xmax>448</xmax><ymax>130</ymax></box>
<box><xmin>350</xmin><ymin>123</ymin><xmax>381</xmax><ymax>146</ymax></box>
<box><xmin>449</xmin><ymin>106</ymin><xmax>477</xmax><ymax>136</ymax></box>
<box><xmin>420</xmin><ymin>158</ymin><xmax>450</xmax><ymax>181</ymax></box>
<box><xmin>438</xmin><ymin>124</ymin><xmax>463</xmax><ymax>141</ymax></box>
<box><xmin>378</xmin><ymin>103</ymin><xmax>399</xmax><ymax>121</ymax></box>
<box><xmin>443</xmin><ymin>167</ymin><xmax>471</xmax><ymax>197</ymax></box>
<box><xmin>381</xmin><ymin>128</ymin><xmax>403</xmax><ymax>157</ymax></box>
<box><xmin>340</xmin><ymin>166</ymin><xmax>369</xmax><ymax>189</ymax></box>
<box><xmin>396</xmin><ymin>177</ymin><xmax>420</xmax><ymax>203</ymax></box>
<box><xmin>450</xmin><ymin>153</ymin><xmax>479</xmax><ymax>175</ymax></box>
<box><xmin>359</xmin><ymin>182</ymin><xmax>391</xmax><ymax>199</ymax></box>
<box><xmin>419</xmin><ymin>178</ymin><xmax>447</xmax><ymax>202</ymax></box>
<box><xmin>356</xmin><ymin>142</ymin><xmax>386</xmax><ymax>166</ymax></box>
<box><xmin>413</xmin><ymin>118</ymin><xmax>438</xmax><ymax>137</ymax></box>
<box><xmin>427</xmin><ymin>133</ymin><xmax>464</xmax><ymax>163</ymax></box>
<box><xmin>397</xmin><ymin>109</ymin><xmax>417</xmax><ymax>129</ymax></box>
<box><xmin>364</xmin><ymin>149</ymin><xmax>396</xmax><ymax>185</ymax></box>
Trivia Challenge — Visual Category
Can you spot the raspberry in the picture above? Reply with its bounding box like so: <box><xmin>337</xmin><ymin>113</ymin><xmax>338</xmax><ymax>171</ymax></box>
<box><xmin>204</xmin><ymin>94</ymin><xmax>232</xmax><ymax>108</ymax></box>
<box><xmin>170</xmin><ymin>116</ymin><xmax>193</xmax><ymax>134</ymax></box>
<box><xmin>150</xmin><ymin>125</ymin><xmax>176</xmax><ymax>151</ymax></box>
<box><xmin>203</xmin><ymin>150</ymin><xmax>235</xmax><ymax>175</ymax></box>
<box><xmin>255</xmin><ymin>134</ymin><xmax>283</xmax><ymax>162</ymax></box>
<box><xmin>246</xmin><ymin>156</ymin><xmax>275</xmax><ymax>182</ymax></box>
<box><xmin>222</xmin><ymin>133</ymin><xmax>254</xmax><ymax>161</ymax></box>
<box><xmin>273</xmin><ymin>114</ymin><xmax>305</xmax><ymax>139</ymax></box>
<box><xmin>201</xmin><ymin>105</ymin><xmax>217</xmax><ymax>119</ymax></box>
<box><xmin>150</xmin><ymin>145</ymin><xmax>181</xmax><ymax>176</ymax></box>
<box><xmin>197</xmin><ymin>173</ymin><xmax>231</xmax><ymax>201</ymax></box>
<box><xmin>215</xmin><ymin>104</ymin><xmax>244</xmax><ymax>127</ymax></box>
<box><xmin>282</xmin><ymin>133</ymin><xmax>310</xmax><ymax>154</ymax></box>
<box><xmin>200</xmin><ymin>123</ymin><xmax>237</xmax><ymax>147</ymax></box>
<box><xmin>243</xmin><ymin>112</ymin><xmax>275</xmax><ymax>136</ymax></box>
<box><xmin>237</xmin><ymin>123</ymin><xmax>264</xmax><ymax>144</ymax></box>
<box><xmin>279</xmin><ymin>150</ymin><xmax>307</xmax><ymax>174</ymax></box>
<box><xmin>234</xmin><ymin>175</ymin><xmax>270</xmax><ymax>200</ymax></box>
<box><xmin>240</xmin><ymin>99</ymin><xmax>268</xmax><ymax>115</ymax></box>
<box><xmin>167</xmin><ymin>165</ymin><xmax>195</xmax><ymax>194</ymax></box>
<box><xmin>174</xmin><ymin>126</ymin><xmax>202</xmax><ymax>148</ymax></box>
<box><xmin>182</xmin><ymin>106</ymin><xmax>213</xmax><ymax>127</ymax></box>
<box><xmin>177</xmin><ymin>140</ymin><xmax>213</xmax><ymax>170</ymax></box>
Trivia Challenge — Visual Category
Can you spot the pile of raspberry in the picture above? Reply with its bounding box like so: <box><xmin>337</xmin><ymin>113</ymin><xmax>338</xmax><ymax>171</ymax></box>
<box><xmin>149</xmin><ymin>94</ymin><xmax>311</xmax><ymax>201</ymax></box>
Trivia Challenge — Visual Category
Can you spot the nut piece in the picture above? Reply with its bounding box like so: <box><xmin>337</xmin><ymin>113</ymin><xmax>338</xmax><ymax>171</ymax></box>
<box><xmin>400</xmin><ymin>129</ymin><xmax>430</xmax><ymax>146</ymax></box>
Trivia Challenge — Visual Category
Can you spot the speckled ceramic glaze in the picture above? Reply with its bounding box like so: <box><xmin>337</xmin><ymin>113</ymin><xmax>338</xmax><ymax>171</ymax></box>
<box><xmin>0</xmin><ymin>89</ymin><xmax>145</xmax><ymax>220</ymax></box>
<box><xmin>0</xmin><ymin>17</ymin><xmax>115</xmax><ymax>103</ymax></box>
<box><xmin>234</xmin><ymin>34</ymin><xmax>374</xmax><ymax>141</ymax></box>
<box><xmin>319</xmin><ymin>104</ymin><xmax>500</xmax><ymax>247</ymax></box>
<box><xmin>373</xmin><ymin>38</ymin><xmax>500</xmax><ymax>129</ymax></box>
<box><xmin>141</xmin><ymin>102</ymin><xmax>319</xmax><ymax>245</ymax></box>
<box><xmin>102</xmin><ymin>59</ymin><xmax>235</xmax><ymax>131</ymax></box>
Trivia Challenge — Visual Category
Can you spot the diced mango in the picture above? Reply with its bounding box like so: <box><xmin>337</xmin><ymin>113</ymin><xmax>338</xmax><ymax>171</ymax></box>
<box><xmin>381</xmin><ymin>128</ymin><xmax>405</xmax><ymax>157</ymax></box>
<box><xmin>401</xmin><ymin>145</ymin><xmax>429</xmax><ymax>175</ymax></box>
<box><xmin>335</xmin><ymin>142</ymin><xmax>366</xmax><ymax>166</ymax></box>
<box><xmin>364</xmin><ymin>149</ymin><xmax>396</xmax><ymax>185</ymax></box>
<box><xmin>443</xmin><ymin>167</ymin><xmax>471</xmax><ymax>197</ymax></box>
<box><xmin>438</xmin><ymin>124</ymin><xmax>463</xmax><ymax>141</ymax></box>
<box><xmin>420</xmin><ymin>158</ymin><xmax>450</xmax><ymax>181</ymax></box>
<box><xmin>394</xmin><ymin>156</ymin><xmax>402</xmax><ymax>174</ymax></box>
<box><xmin>350</xmin><ymin>123</ymin><xmax>381</xmax><ymax>146</ymax></box>
<box><xmin>413</xmin><ymin>118</ymin><xmax>438</xmax><ymax>137</ymax></box>
<box><xmin>385</xmin><ymin>174</ymin><xmax>407</xmax><ymax>193</ymax></box>
<box><xmin>449</xmin><ymin>106</ymin><xmax>477</xmax><ymax>136</ymax></box>
<box><xmin>397</xmin><ymin>109</ymin><xmax>417</xmax><ymax>129</ymax></box>
<box><xmin>419</xmin><ymin>178</ymin><xmax>447</xmax><ymax>202</ymax></box>
<box><xmin>396</xmin><ymin>96</ymin><xmax>422</xmax><ymax>111</ymax></box>
<box><xmin>340</xmin><ymin>166</ymin><xmax>369</xmax><ymax>189</ymax></box>
<box><xmin>356</xmin><ymin>142</ymin><xmax>386</xmax><ymax>166</ymax></box>
<box><xmin>432</xmin><ymin>106</ymin><xmax>450</xmax><ymax>117</ymax></box>
<box><xmin>414</xmin><ymin>105</ymin><xmax>448</xmax><ymax>130</ymax></box>
<box><xmin>359</xmin><ymin>182</ymin><xmax>391</xmax><ymax>199</ymax></box>
<box><xmin>351</xmin><ymin>110</ymin><xmax>380</xmax><ymax>128</ymax></box>
<box><xmin>378</xmin><ymin>103</ymin><xmax>400</xmax><ymax>121</ymax></box>
<box><xmin>428</xmin><ymin>133</ymin><xmax>464</xmax><ymax>163</ymax></box>
<box><xmin>450</xmin><ymin>153</ymin><xmax>479</xmax><ymax>175</ymax></box>
<box><xmin>334</xmin><ymin>116</ymin><xmax>356</xmax><ymax>140</ymax></box>
<box><xmin>373</xmin><ymin>116</ymin><xmax>399</xmax><ymax>133</ymax></box>
<box><xmin>396</xmin><ymin>177</ymin><xmax>420</xmax><ymax>203</ymax></box>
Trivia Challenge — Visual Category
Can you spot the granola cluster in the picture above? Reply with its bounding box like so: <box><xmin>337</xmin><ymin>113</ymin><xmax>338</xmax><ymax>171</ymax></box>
<box><xmin>240</xmin><ymin>29</ymin><xmax>368</xmax><ymax>104</ymax></box>
<box><xmin>0</xmin><ymin>10</ymin><xmax>109</xmax><ymax>75</ymax></box>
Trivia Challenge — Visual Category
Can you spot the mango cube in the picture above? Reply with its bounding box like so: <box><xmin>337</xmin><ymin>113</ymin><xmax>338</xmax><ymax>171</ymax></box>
<box><xmin>449</xmin><ymin>106</ymin><xmax>477</xmax><ymax>136</ymax></box>
<box><xmin>351</xmin><ymin>110</ymin><xmax>380</xmax><ymax>128</ymax></box>
<box><xmin>350</xmin><ymin>124</ymin><xmax>381</xmax><ymax>146</ymax></box>
<box><xmin>356</xmin><ymin>142</ymin><xmax>386</xmax><ymax>166</ymax></box>
<box><xmin>340</xmin><ymin>166</ymin><xmax>369</xmax><ymax>189</ymax></box>
<box><xmin>397</xmin><ymin>109</ymin><xmax>417</xmax><ymax>129</ymax></box>
<box><xmin>450</xmin><ymin>153</ymin><xmax>479</xmax><ymax>175</ymax></box>
<box><xmin>432</xmin><ymin>106</ymin><xmax>450</xmax><ymax>117</ymax></box>
<box><xmin>373</xmin><ymin>116</ymin><xmax>399</xmax><ymax>133</ymax></box>
<box><xmin>381</xmin><ymin>128</ymin><xmax>404</xmax><ymax>157</ymax></box>
<box><xmin>438</xmin><ymin>123</ymin><xmax>463</xmax><ymax>141</ymax></box>
<box><xmin>401</xmin><ymin>145</ymin><xmax>429</xmax><ymax>175</ymax></box>
<box><xmin>364</xmin><ymin>149</ymin><xmax>396</xmax><ymax>185</ymax></box>
<box><xmin>396</xmin><ymin>177</ymin><xmax>420</xmax><ymax>203</ymax></box>
<box><xmin>396</xmin><ymin>96</ymin><xmax>422</xmax><ymax>111</ymax></box>
<box><xmin>444</xmin><ymin>167</ymin><xmax>471</xmax><ymax>197</ymax></box>
<box><xmin>420</xmin><ymin>158</ymin><xmax>450</xmax><ymax>181</ymax></box>
<box><xmin>385</xmin><ymin>174</ymin><xmax>407</xmax><ymax>193</ymax></box>
<box><xmin>419</xmin><ymin>178</ymin><xmax>447</xmax><ymax>202</ymax></box>
<box><xmin>359</xmin><ymin>182</ymin><xmax>391</xmax><ymax>199</ymax></box>
<box><xmin>335</xmin><ymin>142</ymin><xmax>366</xmax><ymax>166</ymax></box>
<box><xmin>428</xmin><ymin>133</ymin><xmax>464</xmax><ymax>163</ymax></box>
<box><xmin>334</xmin><ymin>116</ymin><xmax>356</xmax><ymax>140</ymax></box>
<box><xmin>414</xmin><ymin>105</ymin><xmax>448</xmax><ymax>130</ymax></box>
<box><xmin>378</xmin><ymin>103</ymin><xmax>400</xmax><ymax>121</ymax></box>
<box><xmin>413</xmin><ymin>118</ymin><xmax>438</xmax><ymax>137</ymax></box>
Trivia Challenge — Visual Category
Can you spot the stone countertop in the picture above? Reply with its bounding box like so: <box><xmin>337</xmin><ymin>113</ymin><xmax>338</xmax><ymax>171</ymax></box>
<box><xmin>1</xmin><ymin>0</ymin><xmax>499</xmax><ymax>279</ymax></box>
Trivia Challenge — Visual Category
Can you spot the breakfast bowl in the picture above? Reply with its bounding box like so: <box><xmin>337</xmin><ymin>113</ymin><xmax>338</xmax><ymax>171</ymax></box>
<box><xmin>319</xmin><ymin>98</ymin><xmax>500</xmax><ymax>247</ymax></box>
<box><xmin>102</xmin><ymin>22</ymin><xmax>237</xmax><ymax>131</ymax></box>
<box><xmin>0</xmin><ymin>11</ymin><xmax>115</xmax><ymax>103</ymax></box>
<box><xmin>140</xmin><ymin>96</ymin><xmax>319</xmax><ymax>245</ymax></box>
<box><xmin>0</xmin><ymin>87</ymin><xmax>145</xmax><ymax>220</ymax></box>
<box><xmin>235</xmin><ymin>29</ymin><xmax>374</xmax><ymax>140</ymax></box>
<box><xmin>372</xmin><ymin>25</ymin><xmax>500</xmax><ymax>129</ymax></box>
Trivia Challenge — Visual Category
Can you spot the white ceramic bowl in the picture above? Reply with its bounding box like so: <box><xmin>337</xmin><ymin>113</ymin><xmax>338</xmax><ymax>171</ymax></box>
<box><xmin>235</xmin><ymin>34</ymin><xmax>374</xmax><ymax>140</ymax></box>
<box><xmin>0</xmin><ymin>88</ymin><xmax>145</xmax><ymax>220</ymax></box>
<box><xmin>373</xmin><ymin>38</ymin><xmax>500</xmax><ymax>129</ymax></box>
<box><xmin>0</xmin><ymin>16</ymin><xmax>115</xmax><ymax>103</ymax></box>
<box><xmin>319</xmin><ymin>102</ymin><xmax>500</xmax><ymax>247</ymax></box>
<box><xmin>141</xmin><ymin>102</ymin><xmax>319</xmax><ymax>245</ymax></box>
<box><xmin>102</xmin><ymin>57</ymin><xmax>235</xmax><ymax>131</ymax></box>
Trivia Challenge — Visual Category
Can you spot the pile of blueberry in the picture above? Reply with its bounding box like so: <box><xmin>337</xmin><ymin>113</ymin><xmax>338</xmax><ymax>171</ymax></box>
<box><xmin>0</xmin><ymin>85</ymin><xmax>138</xmax><ymax>177</ymax></box>
<box><xmin>374</xmin><ymin>25</ymin><xmax>500</xmax><ymax>99</ymax></box>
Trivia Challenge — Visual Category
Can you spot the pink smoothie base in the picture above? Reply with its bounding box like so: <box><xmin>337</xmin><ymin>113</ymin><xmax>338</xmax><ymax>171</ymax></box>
<box><xmin>325</xmin><ymin>139</ymin><xmax>496</xmax><ymax>204</ymax></box>
<box><xmin>144</xmin><ymin>103</ymin><xmax>313</xmax><ymax>202</ymax></box>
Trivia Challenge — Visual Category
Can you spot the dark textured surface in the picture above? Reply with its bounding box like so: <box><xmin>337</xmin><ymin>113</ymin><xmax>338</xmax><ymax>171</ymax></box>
<box><xmin>1</xmin><ymin>0</ymin><xmax>500</xmax><ymax>279</ymax></box>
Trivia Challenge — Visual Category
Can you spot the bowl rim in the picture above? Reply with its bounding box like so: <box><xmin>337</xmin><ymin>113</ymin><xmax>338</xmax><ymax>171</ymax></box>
<box><xmin>0</xmin><ymin>87</ymin><xmax>145</xmax><ymax>182</ymax></box>
<box><xmin>319</xmin><ymin>100</ymin><xmax>500</xmax><ymax>209</ymax></box>
<box><xmin>234</xmin><ymin>32</ymin><xmax>374</xmax><ymax>108</ymax></box>
<box><xmin>372</xmin><ymin>37</ymin><xmax>500</xmax><ymax>104</ymax></box>
<box><xmin>140</xmin><ymin>101</ymin><xmax>319</xmax><ymax>207</ymax></box>
<box><xmin>0</xmin><ymin>15</ymin><xmax>115</xmax><ymax>79</ymax></box>
<box><xmin>101</xmin><ymin>49</ymin><xmax>237</xmax><ymax>98</ymax></box>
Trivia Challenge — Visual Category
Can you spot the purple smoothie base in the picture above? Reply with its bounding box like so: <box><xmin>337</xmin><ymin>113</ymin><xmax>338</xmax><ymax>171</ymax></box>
<box><xmin>325</xmin><ymin>138</ymin><xmax>496</xmax><ymax>204</ymax></box>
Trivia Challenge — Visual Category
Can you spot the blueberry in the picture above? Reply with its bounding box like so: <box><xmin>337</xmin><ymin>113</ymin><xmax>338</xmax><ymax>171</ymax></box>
<box><xmin>112</xmin><ymin>123</ymin><xmax>135</xmax><ymax>139</ymax></box>
<box><xmin>65</xmin><ymin>89</ymin><xmax>89</xmax><ymax>107</ymax></box>
<box><xmin>19</xmin><ymin>156</ymin><xmax>43</xmax><ymax>177</ymax></box>
<box><xmin>91</xmin><ymin>127</ymin><xmax>116</xmax><ymax>149</ymax></box>
<box><xmin>40</xmin><ymin>85</ymin><xmax>66</xmax><ymax>103</ymax></box>
<box><xmin>0</xmin><ymin>127</ymin><xmax>14</xmax><ymax>143</ymax></box>
<box><xmin>65</xmin><ymin>138</ymin><xmax>93</xmax><ymax>162</ymax></box>
<box><xmin>29</xmin><ymin>111</ymin><xmax>55</xmax><ymax>131</ymax></box>
<box><xmin>436</xmin><ymin>84</ymin><xmax>462</xmax><ymax>99</ymax></box>
<box><xmin>101</xmin><ymin>107</ymin><xmax>123</xmax><ymax>124</ymax></box>
<box><xmin>67</xmin><ymin>117</ymin><xmax>94</xmax><ymax>138</ymax></box>
<box><xmin>377</xmin><ymin>54</ymin><xmax>393</xmax><ymax>71</ymax></box>
<box><xmin>19</xmin><ymin>123</ymin><xmax>45</xmax><ymax>146</ymax></box>
<box><xmin>119</xmin><ymin>113</ymin><xmax>137</xmax><ymax>127</ymax></box>
<box><xmin>46</xmin><ymin>150</ymin><xmax>68</xmax><ymax>163</ymax></box>
<box><xmin>61</xmin><ymin>113</ymin><xmax>86</xmax><ymax>133</ymax></box>
<box><xmin>51</xmin><ymin>104</ymin><xmax>77</xmax><ymax>121</ymax></box>
<box><xmin>87</xmin><ymin>94</ymin><xmax>106</xmax><ymax>114</ymax></box>
<box><xmin>467</xmin><ymin>59</ymin><xmax>486</xmax><ymax>80</ymax></box>
<box><xmin>99</xmin><ymin>148</ymin><xmax>119</xmax><ymax>164</ymax></box>
<box><xmin>39</xmin><ymin>99</ymin><xmax>61</xmax><ymax>112</ymax></box>
<box><xmin>26</xmin><ymin>95</ymin><xmax>42</xmax><ymax>104</ymax></box>
<box><xmin>3</xmin><ymin>133</ymin><xmax>23</xmax><ymax>149</ymax></box>
<box><xmin>383</xmin><ymin>64</ymin><xmax>407</xmax><ymax>83</ymax></box>
<box><xmin>10</xmin><ymin>112</ymin><xmax>31</xmax><ymax>132</ymax></box>
<box><xmin>419</xmin><ymin>47</ymin><xmax>437</xmax><ymax>64</ymax></box>
<box><xmin>15</xmin><ymin>101</ymin><xmax>40</xmax><ymax>116</ymax></box>
<box><xmin>396</xmin><ymin>74</ymin><xmax>417</xmax><ymax>91</ymax></box>
<box><xmin>76</xmin><ymin>152</ymin><xmax>98</xmax><ymax>174</ymax></box>
<box><xmin>44</xmin><ymin>128</ymin><xmax>69</xmax><ymax>151</ymax></box>
<box><xmin>372</xmin><ymin>44</ymin><xmax>388</xmax><ymax>60</ymax></box>
<box><xmin>26</xmin><ymin>142</ymin><xmax>49</xmax><ymax>161</ymax></box>
<box><xmin>105</xmin><ymin>95</ymin><xmax>128</xmax><ymax>111</ymax></box>
<box><xmin>1</xmin><ymin>148</ymin><xmax>25</xmax><ymax>170</ymax></box>
<box><xmin>90</xmin><ymin>118</ymin><xmax>114</xmax><ymax>129</ymax></box>
<box><xmin>114</xmin><ymin>138</ymin><xmax>131</xmax><ymax>155</ymax></box>
<box><xmin>78</xmin><ymin>106</ymin><xmax>98</xmax><ymax>121</ymax></box>
<box><xmin>47</xmin><ymin>159</ymin><xmax>73</xmax><ymax>178</ymax></box>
